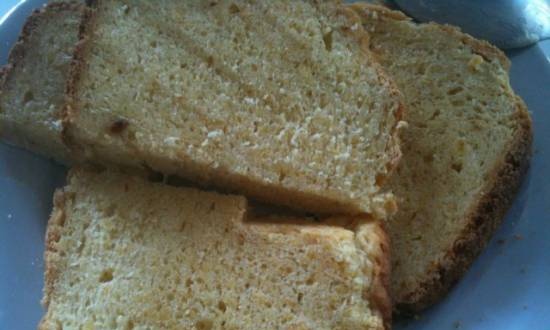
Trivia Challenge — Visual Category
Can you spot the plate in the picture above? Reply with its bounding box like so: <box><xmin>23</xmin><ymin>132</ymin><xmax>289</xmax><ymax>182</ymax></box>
<box><xmin>1</xmin><ymin>1</ymin><xmax>549</xmax><ymax>329</ymax></box>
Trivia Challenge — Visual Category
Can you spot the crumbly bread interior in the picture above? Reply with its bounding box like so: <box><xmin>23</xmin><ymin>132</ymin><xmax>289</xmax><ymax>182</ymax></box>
<box><xmin>65</xmin><ymin>0</ymin><xmax>403</xmax><ymax>216</ymax></box>
<box><xmin>352</xmin><ymin>4</ymin><xmax>532</xmax><ymax>310</ymax></box>
<box><xmin>41</xmin><ymin>168</ymin><xmax>390</xmax><ymax>329</ymax></box>
<box><xmin>0</xmin><ymin>2</ymin><xmax>84</xmax><ymax>162</ymax></box>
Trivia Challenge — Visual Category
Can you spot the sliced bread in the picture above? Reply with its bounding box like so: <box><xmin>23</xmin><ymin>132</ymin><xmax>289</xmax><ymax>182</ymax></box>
<box><xmin>63</xmin><ymin>0</ymin><xmax>404</xmax><ymax>216</ymax></box>
<box><xmin>0</xmin><ymin>2</ymin><xmax>87</xmax><ymax>163</ymax></box>
<box><xmin>351</xmin><ymin>4</ymin><xmax>533</xmax><ymax>312</ymax></box>
<box><xmin>40</xmin><ymin>167</ymin><xmax>391</xmax><ymax>329</ymax></box>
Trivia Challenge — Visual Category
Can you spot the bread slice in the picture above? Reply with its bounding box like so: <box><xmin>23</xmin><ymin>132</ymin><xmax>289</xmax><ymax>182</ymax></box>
<box><xmin>0</xmin><ymin>2</ymin><xmax>87</xmax><ymax>163</ymax></box>
<box><xmin>63</xmin><ymin>0</ymin><xmax>404</xmax><ymax>216</ymax></box>
<box><xmin>350</xmin><ymin>4</ymin><xmax>533</xmax><ymax>312</ymax></box>
<box><xmin>40</xmin><ymin>167</ymin><xmax>391</xmax><ymax>329</ymax></box>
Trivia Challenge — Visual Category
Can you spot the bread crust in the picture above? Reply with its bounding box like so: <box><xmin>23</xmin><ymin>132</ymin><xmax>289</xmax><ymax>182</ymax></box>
<box><xmin>350</xmin><ymin>3</ymin><xmax>510</xmax><ymax>70</ymax></box>
<box><xmin>249</xmin><ymin>216</ymin><xmax>392</xmax><ymax>329</ymax></box>
<box><xmin>397</xmin><ymin>98</ymin><xmax>532</xmax><ymax>313</ymax></box>
<box><xmin>0</xmin><ymin>1</ymin><xmax>87</xmax><ymax>162</ymax></box>
<box><xmin>0</xmin><ymin>2</ymin><xmax>82</xmax><ymax>76</ymax></box>
<box><xmin>363</xmin><ymin>221</ymin><xmax>392</xmax><ymax>329</ymax></box>
<box><xmin>62</xmin><ymin>0</ymin><xmax>96</xmax><ymax>138</ymax></box>
<box><xmin>351</xmin><ymin>3</ymin><xmax>534</xmax><ymax>314</ymax></box>
<box><xmin>40</xmin><ymin>169</ymin><xmax>393</xmax><ymax>329</ymax></box>
<box><xmin>62</xmin><ymin>0</ymin><xmax>405</xmax><ymax>217</ymax></box>
<box><xmin>0</xmin><ymin>0</ymin><xmax>85</xmax><ymax>112</ymax></box>
<box><xmin>39</xmin><ymin>188</ymin><xmax>70</xmax><ymax>330</ymax></box>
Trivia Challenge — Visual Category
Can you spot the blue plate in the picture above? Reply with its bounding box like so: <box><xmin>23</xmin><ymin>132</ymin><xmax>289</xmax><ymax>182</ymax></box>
<box><xmin>1</xmin><ymin>1</ymin><xmax>549</xmax><ymax>329</ymax></box>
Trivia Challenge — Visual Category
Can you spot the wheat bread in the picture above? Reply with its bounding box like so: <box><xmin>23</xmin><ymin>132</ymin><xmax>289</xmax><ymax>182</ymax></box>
<box><xmin>351</xmin><ymin>4</ymin><xmax>533</xmax><ymax>312</ymax></box>
<box><xmin>63</xmin><ymin>0</ymin><xmax>404</xmax><ymax>216</ymax></box>
<box><xmin>40</xmin><ymin>167</ymin><xmax>391</xmax><ymax>329</ymax></box>
<box><xmin>0</xmin><ymin>2</ymin><xmax>87</xmax><ymax>163</ymax></box>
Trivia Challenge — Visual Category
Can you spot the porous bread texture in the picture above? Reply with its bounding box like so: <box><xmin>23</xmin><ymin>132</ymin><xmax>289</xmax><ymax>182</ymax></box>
<box><xmin>40</xmin><ymin>168</ymin><xmax>391</xmax><ymax>330</ymax></box>
<box><xmin>0</xmin><ymin>2</ymin><xmax>86</xmax><ymax>163</ymax></box>
<box><xmin>64</xmin><ymin>0</ymin><xmax>404</xmax><ymax>217</ymax></box>
<box><xmin>351</xmin><ymin>4</ymin><xmax>532</xmax><ymax>312</ymax></box>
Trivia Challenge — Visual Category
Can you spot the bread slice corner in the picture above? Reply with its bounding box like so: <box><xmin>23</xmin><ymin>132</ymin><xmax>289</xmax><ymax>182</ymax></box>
<box><xmin>40</xmin><ymin>167</ymin><xmax>392</xmax><ymax>329</ymax></box>
<box><xmin>0</xmin><ymin>1</ymin><xmax>88</xmax><ymax>163</ymax></box>
<box><xmin>351</xmin><ymin>3</ymin><xmax>533</xmax><ymax>313</ymax></box>
<box><xmin>62</xmin><ymin>0</ymin><xmax>405</xmax><ymax>217</ymax></box>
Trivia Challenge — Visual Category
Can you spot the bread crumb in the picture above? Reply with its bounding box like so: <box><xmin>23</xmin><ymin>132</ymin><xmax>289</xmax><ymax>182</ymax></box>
<box><xmin>335</xmin><ymin>152</ymin><xmax>351</xmax><ymax>161</ymax></box>
<box><xmin>164</xmin><ymin>137</ymin><xmax>179</xmax><ymax>145</ymax></box>
<box><xmin>243</xmin><ymin>97</ymin><xmax>258</xmax><ymax>105</ymax></box>
<box><xmin>396</xmin><ymin>120</ymin><xmax>408</xmax><ymax>130</ymax></box>
<box><xmin>50</xmin><ymin>119</ymin><xmax>62</xmax><ymax>130</ymax></box>
<box><xmin>468</xmin><ymin>54</ymin><xmax>484</xmax><ymax>71</ymax></box>
<box><xmin>207</xmin><ymin>130</ymin><xmax>223</xmax><ymax>138</ymax></box>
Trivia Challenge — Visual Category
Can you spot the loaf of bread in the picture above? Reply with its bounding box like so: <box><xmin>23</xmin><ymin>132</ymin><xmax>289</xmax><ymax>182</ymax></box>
<box><xmin>63</xmin><ymin>0</ymin><xmax>404</xmax><ymax>216</ymax></box>
<box><xmin>40</xmin><ymin>167</ymin><xmax>391</xmax><ymax>329</ymax></box>
<box><xmin>0</xmin><ymin>2</ymin><xmax>87</xmax><ymax>163</ymax></box>
<box><xmin>351</xmin><ymin>4</ymin><xmax>533</xmax><ymax>312</ymax></box>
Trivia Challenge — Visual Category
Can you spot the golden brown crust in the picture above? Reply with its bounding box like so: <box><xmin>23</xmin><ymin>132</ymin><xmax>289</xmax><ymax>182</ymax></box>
<box><xmin>39</xmin><ymin>188</ymin><xmax>70</xmax><ymax>329</ymax></box>
<box><xmin>0</xmin><ymin>1</ymin><xmax>85</xmax><ymax>91</ymax></box>
<box><xmin>350</xmin><ymin>3</ymin><xmax>510</xmax><ymax>70</ymax></box>
<box><xmin>61</xmin><ymin>1</ymin><xmax>97</xmax><ymax>163</ymax></box>
<box><xmin>0</xmin><ymin>1</ymin><xmax>87</xmax><ymax>164</ymax></box>
<box><xmin>349</xmin><ymin>3</ymin><xmax>409</xmax><ymax>22</ymax></box>
<box><xmin>39</xmin><ymin>169</ymin><xmax>392</xmax><ymax>329</ymax></box>
<box><xmin>63</xmin><ymin>0</ymin><xmax>96</xmax><ymax>123</ymax></box>
<box><xmin>437</xmin><ymin>25</ymin><xmax>510</xmax><ymax>70</ymax></box>
<box><xmin>1</xmin><ymin>2</ymin><xmax>68</xmax><ymax>101</ymax></box>
<box><xmin>397</xmin><ymin>98</ymin><xmax>532</xmax><ymax>313</ymax></box>
<box><xmin>249</xmin><ymin>216</ymin><xmax>392</xmax><ymax>329</ymax></box>
<box><xmin>365</xmin><ymin>221</ymin><xmax>392</xmax><ymax>329</ymax></box>
<box><xmin>351</xmin><ymin>2</ymin><xmax>533</xmax><ymax>314</ymax></box>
